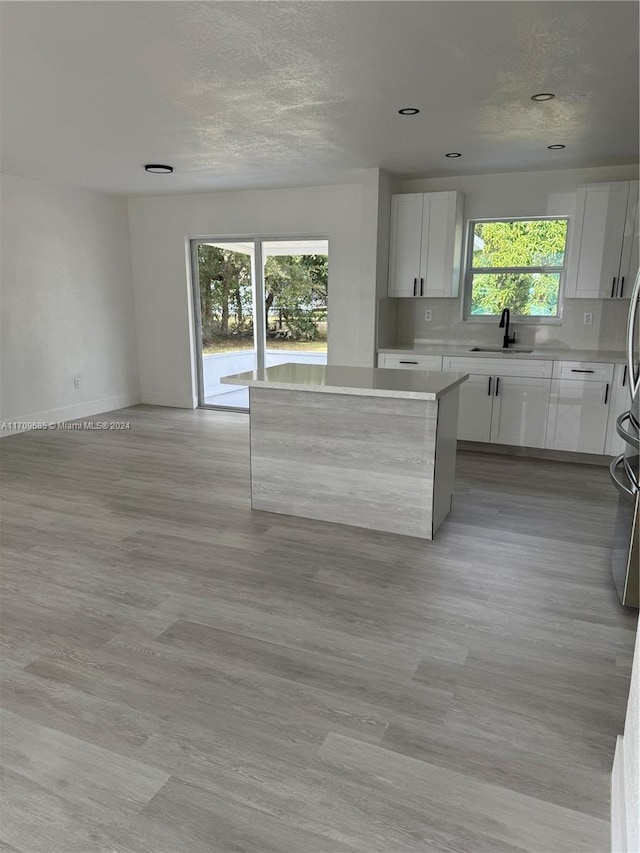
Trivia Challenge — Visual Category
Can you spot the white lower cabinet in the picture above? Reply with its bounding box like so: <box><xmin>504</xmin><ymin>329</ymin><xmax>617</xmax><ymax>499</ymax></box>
<box><xmin>442</xmin><ymin>357</ymin><xmax>553</xmax><ymax>448</ymax></box>
<box><xmin>491</xmin><ymin>375</ymin><xmax>553</xmax><ymax>447</ymax></box>
<box><xmin>605</xmin><ymin>363</ymin><xmax>631</xmax><ymax>456</ymax></box>
<box><xmin>377</xmin><ymin>353</ymin><xmax>443</xmax><ymax>370</ymax></box>
<box><xmin>455</xmin><ymin>373</ymin><xmax>493</xmax><ymax>441</ymax></box>
<box><xmin>545</xmin><ymin>362</ymin><xmax>615</xmax><ymax>454</ymax></box>
<box><xmin>378</xmin><ymin>351</ymin><xmax>621</xmax><ymax>455</ymax></box>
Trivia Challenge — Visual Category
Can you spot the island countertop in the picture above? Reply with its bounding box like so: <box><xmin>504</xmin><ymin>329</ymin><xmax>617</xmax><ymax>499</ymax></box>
<box><xmin>221</xmin><ymin>362</ymin><xmax>468</xmax><ymax>401</ymax></box>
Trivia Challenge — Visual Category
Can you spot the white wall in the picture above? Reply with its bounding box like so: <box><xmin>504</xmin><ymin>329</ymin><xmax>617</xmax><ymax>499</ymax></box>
<box><xmin>612</xmin><ymin>624</ymin><xmax>640</xmax><ymax>853</ymax></box>
<box><xmin>374</xmin><ymin>169</ymin><xmax>400</xmax><ymax>349</ymax></box>
<box><xmin>127</xmin><ymin>177</ymin><xmax>377</xmax><ymax>408</ymax></box>
<box><xmin>623</xmin><ymin>625</ymin><xmax>639</xmax><ymax>853</ymax></box>
<box><xmin>392</xmin><ymin>164</ymin><xmax>639</xmax><ymax>351</ymax></box>
<box><xmin>0</xmin><ymin>174</ymin><xmax>140</xmax><ymax>426</ymax></box>
<box><xmin>399</xmin><ymin>164</ymin><xmax>639</xmax><ymax>221</ymax></box>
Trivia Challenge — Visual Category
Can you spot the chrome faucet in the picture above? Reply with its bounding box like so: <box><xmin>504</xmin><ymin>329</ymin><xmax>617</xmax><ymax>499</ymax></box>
<box><xmin>499</xmin><ymin>308</ymin><xmax>516</xmax><ymax>348</ymax></box>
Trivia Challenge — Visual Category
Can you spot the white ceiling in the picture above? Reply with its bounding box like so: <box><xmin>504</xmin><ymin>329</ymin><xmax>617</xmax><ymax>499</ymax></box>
<box><xmin>1</xmin><ymin>1</ymin><xmax>638</xmax><ymax>196</ymax></box>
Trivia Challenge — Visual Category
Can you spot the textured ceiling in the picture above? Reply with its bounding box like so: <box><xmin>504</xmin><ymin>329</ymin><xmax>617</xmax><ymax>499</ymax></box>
<box><xmin>1</xmin><ymin>1</ymin><xmax>638</xmax><ymax>196</ymax></box>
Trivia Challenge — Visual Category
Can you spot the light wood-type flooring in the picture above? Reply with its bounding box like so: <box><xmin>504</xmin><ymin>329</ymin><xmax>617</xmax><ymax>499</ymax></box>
<box><xmin>1</xmin><ymin>405</ymin><xmax>637</xmax><ymax>853</ymax></box>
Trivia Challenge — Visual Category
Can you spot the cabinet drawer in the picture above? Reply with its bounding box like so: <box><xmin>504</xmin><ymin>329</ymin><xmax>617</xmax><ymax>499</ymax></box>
<box><xmin>552</xmin><ymin>361</ymin><xmax>614</xmax><ymax>382</ymax></box>
<box><xmin>378</xmin><ymin>353</ymin><xmax>443</xmax><ymax>370</ymax></box>
<box><xmin>443</xmin><ymin>356</ymin><xmax>552</xmax><ymax>379</ymax></box>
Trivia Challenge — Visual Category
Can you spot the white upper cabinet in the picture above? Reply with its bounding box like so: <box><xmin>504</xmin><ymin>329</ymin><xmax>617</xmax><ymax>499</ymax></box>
<box><xmin>566</xmin><ymin>181</ymin><xmax>639</xmax><ymax>299</ymax></box>
<box><xmin>619</xmin><ymin>182</ymin><xmax>640</xmax><ymax>294</ymax></box>
<box><xmin>387</xmin><ymin>194</ymin><xmax>424</xmax><ymax>297</ymax></box>
<box><xmin>424</xmin><ymin>192</ymin><xmax>464</xmax><ymax>298</ymax></box>
<box><xmin>388</xmin><ymin>191</ymin><xmax>463</xmax><ymax>298</ymax></box>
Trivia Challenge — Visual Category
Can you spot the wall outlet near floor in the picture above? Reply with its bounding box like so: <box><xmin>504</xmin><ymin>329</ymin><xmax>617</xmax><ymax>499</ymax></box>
<box><xmin>424</xmin><ymin>309</ymin><xmax>432</xmax><ymax>322</ymax></box>
<box><xmin>74</xmin><ymin>376</ymin><xmax>81</xmax><ymax>389</ymax></box>
<box><xmin>584</xmin><ymin>312</ymin><xmax>593</xmax><ymax>326</ymax></box>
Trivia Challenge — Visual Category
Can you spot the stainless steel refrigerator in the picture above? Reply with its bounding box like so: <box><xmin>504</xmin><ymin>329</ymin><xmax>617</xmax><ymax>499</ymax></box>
<box><xmin>610</xmin><ymin>270</ymin><xmax>640</xmax><ymax>607</ymax></box>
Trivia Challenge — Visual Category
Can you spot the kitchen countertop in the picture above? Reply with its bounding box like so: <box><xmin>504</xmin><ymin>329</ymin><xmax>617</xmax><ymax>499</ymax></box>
<box><xmin>378</xmin><ymin>343</ymin><xmax>627</xmax><ymax>363</ymax></box>
<box><xmin>221</xmin><ymin>362</ymin><xmax>468</xmax><ymax>401</ymax></box>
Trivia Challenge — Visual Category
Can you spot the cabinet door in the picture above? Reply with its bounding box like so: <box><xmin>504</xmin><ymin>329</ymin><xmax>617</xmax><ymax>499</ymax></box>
<box><xmin>388</xmin><ymin>194</ymin><xmax>423</xmax><ymax>297</ymax></box>
<box><xmin>490</xmin><ymin>376</ymin><xmax>551</xmax><ymax>448</ymax></box>
<box><xmin>605</xmin><ymin>364</ymin><xmax>630</xmax><ymax>456</ymax></box>
<box><xmin>422</xmin><ymin>192</ymin><xmax>464</xmax><ymax>298</ymax></box>
<box><xmin>545</xmin><ymin>379</ymin><xmax>610</xmax><ymax>454</ymax></box>
<box><xmin>566</xmin><ymin>183</ymin><xmax>629</xmax><ymax>299</ymax></box>
<box><xmin>455</xmin><ymin>373</ymin><xmax>494</xmax><ymax>442</ymax></box>
<box><xmin>619</xmin><ymin>181</ymin><xmax>639</xmax><ymax>298</ymax></box>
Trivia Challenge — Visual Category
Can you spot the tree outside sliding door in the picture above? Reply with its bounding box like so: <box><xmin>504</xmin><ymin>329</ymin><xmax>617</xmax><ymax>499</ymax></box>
<box><xmin>192</xmin><ymin>238</ymin><xmax>328</xmax><ymax>410</ymax></box>
<box><xmin>193</xmin><ymin>240</ymin><xmax>257</xmax><ymax>409</ymax></box>
<box><xmin>262</xmin><ymin>240</ymin><xmax>328</xmax><ymax>369</ymax></box>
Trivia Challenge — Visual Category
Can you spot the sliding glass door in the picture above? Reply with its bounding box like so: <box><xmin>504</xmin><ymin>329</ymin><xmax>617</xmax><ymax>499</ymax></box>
<box><xmin>192</xmin><ymin>238</ymin><xmax>328</xmax><ymax>410</ymax></box>
<box><xmin>192</xmin><ymin>240</ymin><xmax>257</xmax><ymax>409</ymax></box>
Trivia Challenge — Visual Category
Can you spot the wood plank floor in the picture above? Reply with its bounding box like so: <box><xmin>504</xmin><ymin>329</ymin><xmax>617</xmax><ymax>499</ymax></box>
<box><xmin>1</xmin><ymin>405</ymin><xmax>637</xmax><ymax>853</ymax></box>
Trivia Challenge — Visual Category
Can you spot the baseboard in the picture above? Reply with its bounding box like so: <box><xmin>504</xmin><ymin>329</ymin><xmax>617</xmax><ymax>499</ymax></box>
<box><xmin>0</xmin><ymin>392</ymin><xmax>143</xmax><ymax>436</ymax></box>
<box><xmin>140</xmin><ymin>391</ymin><xmax>196</xmax><ymax>409</ymax></box>
<box><xmin>611</xmin><ymin>735</ymin><xmax>628</xmax><ymax>853</ymax></box>
<box><xmin>458</xmin><ymin>440</ymin><xmax>611</xmax><ymax>467</ymax></box>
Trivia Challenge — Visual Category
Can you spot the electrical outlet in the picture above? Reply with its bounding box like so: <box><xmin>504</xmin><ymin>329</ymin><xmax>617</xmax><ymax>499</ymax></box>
<box><xmin>424</xmin><ymin>309</ymin><xmax>432</xmax><ymax>322</ymax></box>
<box><xmin>74</xmin><ymin>376</ymin><xmax>81</xmax><ymax>389</ymax></box>
<box><xmin>584</xmin><ymin>312</ymin><xmax>593</xmax><ymax>326</ymax></box>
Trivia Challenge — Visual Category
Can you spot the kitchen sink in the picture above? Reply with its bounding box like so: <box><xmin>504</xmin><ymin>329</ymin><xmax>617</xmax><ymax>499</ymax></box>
<box><xmin>469</xmin><ymin>346</ymin><xmax>533</xmax><ymax>354</ymax></box>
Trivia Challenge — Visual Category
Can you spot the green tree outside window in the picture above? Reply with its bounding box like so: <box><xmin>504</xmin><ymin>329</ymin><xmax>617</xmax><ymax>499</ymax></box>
<box><xmin>468</xmin><ymin>219</ymin><xmax>568</xmax><ymax>317</ymax></box>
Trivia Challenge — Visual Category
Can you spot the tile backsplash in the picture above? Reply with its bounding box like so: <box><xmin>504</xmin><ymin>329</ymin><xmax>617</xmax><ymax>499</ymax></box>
<box><xmin>396</xmin><ymin>297</ymin><xmax>629</xmax><ymax>352</ymax></box>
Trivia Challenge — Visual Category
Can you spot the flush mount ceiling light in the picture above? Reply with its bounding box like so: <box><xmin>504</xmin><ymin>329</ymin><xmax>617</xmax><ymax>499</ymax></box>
<box><xmin>547</xmin><ymin>144</ymin><xmax>566</xmax><ymax>150</ymax></box>
<box><xmin>144</xmin><ymin>164</ymin><xmax>173</xmax><ymax>174</ymax></box>
<box><xmin>445</xmin><ymin>152</ymin><xmax>462</xmax><ymax>158</ymax></box>
<box><xmin>398</xmin><ymin>108</ymin><xmax>420</xmax><ymax>115</ymax></box>
<box><xmin>531</xmin><ymin>93</ymin><xmax>555</xmax><ymax>102</ymax></box>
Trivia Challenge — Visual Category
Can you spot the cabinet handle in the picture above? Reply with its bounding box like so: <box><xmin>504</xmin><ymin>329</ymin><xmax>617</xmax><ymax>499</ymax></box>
<box><xmin>420</xmin><ymin>278</ymin><xmax>424</xmax><ymax>297</ymax></box>
<box><xmin>611</xmin><ymin>277</ymin><xmax>617</xmax><ymax>298</ymax></box>
<box><xmin>604</xmin><ymin>383</ymin><xmax>610</xmax><ymax>405</ymax></box>
<box><xmin>620</xmin><ymin>277</ymin><xmax>625</xmax><ymax>298</ymax></box>
<box><xmin>571</xmin><ymin>369</ymin><xmax>594</xmax><ymax>373</ymax></box>
<box><xmin>399</xmin><ymin>360</ymin><xmax>418</xmax><ymax>365</ymax></box>
<box><xmin>413</xmin><ymin>278</ymin><xmax>417</xmax><ymax>297</ymax></box>
<box><xmin>622</xmin><ymin>365</ymin><xmax>628</xmax><ymax>387</ymax></box>
<box><xmin>487</xmin><ymin>376</ymin><xmax>493</xmax><ymax>396</ymax></box>
<box><xmin>495</xmin><ymin>377</ymin><xmax>500</xmax><ymax>397</ymax></box>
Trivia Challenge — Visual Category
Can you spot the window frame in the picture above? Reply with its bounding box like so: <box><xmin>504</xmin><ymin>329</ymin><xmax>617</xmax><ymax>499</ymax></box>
<box><xmin>462</xmin><ymin>215</ymin><xmax>569</xmax><ymax>324</ymax></box>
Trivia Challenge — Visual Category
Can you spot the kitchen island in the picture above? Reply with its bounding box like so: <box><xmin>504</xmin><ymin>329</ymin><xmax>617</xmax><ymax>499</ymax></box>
<box><xmin>221</xmin><ymin>363</ymin><xmax>468</xmax><ymax>539</ymax></box>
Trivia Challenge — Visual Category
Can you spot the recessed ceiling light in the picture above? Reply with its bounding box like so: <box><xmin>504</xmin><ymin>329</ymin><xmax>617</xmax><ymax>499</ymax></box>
<box><xmin>547</xmin><ymin>144</ymin><xmax>566</xmax><ymax>150</ymax></box>
<box><xmin>144</xmin><ymin>164</ymin><xmax>174</xmax><ymax>174</ymax></box>
<box><xmin>531</xmin><ymin>93</ymin><xmax>555</xmax><ymax>102</ymax></box>
<box><xmin>445</xmin><ymin>152</ymin><xmax>462</xmax><ymax>158</ymax></box>
<box><xmin>398</xmin><ymin>108</ymin><xmax>420</xmax><ymax>116</ymax></box>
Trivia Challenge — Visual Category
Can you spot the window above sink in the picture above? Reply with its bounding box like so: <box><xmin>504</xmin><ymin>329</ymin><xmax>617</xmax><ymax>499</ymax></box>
<box><xmin>463</xmin><ymin>217</ymin><xmax>569</xmax><ymax>323</ymax></box>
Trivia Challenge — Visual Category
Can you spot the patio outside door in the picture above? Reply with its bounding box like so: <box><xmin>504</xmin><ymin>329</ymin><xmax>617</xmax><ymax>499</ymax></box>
<box><xmin>192</xmin><ymin>238</ymin><xmax>328</xmax><ymax>410</ymax></box>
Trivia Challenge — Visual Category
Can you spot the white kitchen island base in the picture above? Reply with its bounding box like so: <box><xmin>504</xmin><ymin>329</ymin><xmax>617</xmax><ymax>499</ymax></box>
<box><xmin>222</xmin><ymin>364</ymin><xmax>467</xmax><ymax>540</ymax></box>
